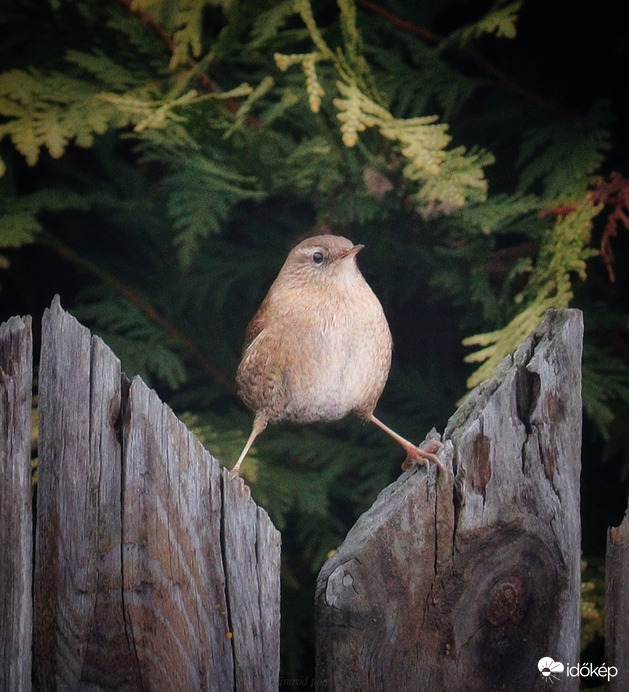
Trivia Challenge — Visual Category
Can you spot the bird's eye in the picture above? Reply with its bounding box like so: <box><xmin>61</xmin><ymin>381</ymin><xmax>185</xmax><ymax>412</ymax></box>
<box><xmin>312</xmin><ymin>251</ymin><xmax>324</xmax><ymax>264</ymax></box>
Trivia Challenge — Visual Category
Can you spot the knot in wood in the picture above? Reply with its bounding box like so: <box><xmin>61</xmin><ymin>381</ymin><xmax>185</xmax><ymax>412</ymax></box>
<box><xmin>485</xmin><ymin>576</ymin><xmax>526</xmax><ymax>627</ymax></box>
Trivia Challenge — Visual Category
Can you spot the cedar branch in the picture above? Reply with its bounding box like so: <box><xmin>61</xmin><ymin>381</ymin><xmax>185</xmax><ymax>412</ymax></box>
<box><xmin>48</xmin><ymin>238</ymin><xmax>238</xmax><ymax>397</ymax></box>
<box><xmin>356</xmin><ymin>0</ymin><xmax>572</xmax><ymax>118</ymax></box>
<box><xmin>117</xmin><ymin>0</ymin><xmax>262</xmax><ymax>129</ymax></box>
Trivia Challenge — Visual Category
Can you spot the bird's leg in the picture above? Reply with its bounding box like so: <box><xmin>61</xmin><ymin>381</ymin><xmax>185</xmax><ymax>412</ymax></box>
<box><xmin>232</xmin><ymin>414</ymin><xmax>267</xmax><ymax>475</ymax></box>
<box><xmin>366</xmin><ymin>413</ymin><xmax>445</xmax><ymax>473</ymax></box>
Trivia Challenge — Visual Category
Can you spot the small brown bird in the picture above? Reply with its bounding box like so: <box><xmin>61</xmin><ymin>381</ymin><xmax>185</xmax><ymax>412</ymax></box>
<box><xmin>232</xmin><ymin>234</ymin><xmax>443</xmax><ymax>474</ymax></box>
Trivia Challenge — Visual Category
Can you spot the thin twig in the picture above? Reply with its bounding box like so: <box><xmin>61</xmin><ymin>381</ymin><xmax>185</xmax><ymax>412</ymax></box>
<box><xmin>356</xmin><ymin>0</ymin><xmax>572</xmax><ymax>118</ymax></box>
<box><xmin>117</xmin><ymin>0</ymin><xmax>262</xmax><ymax>129</ymax></box>
<box><xmin>49</xmin><ymin>239</ymin><xmax>238</xmax><ymax>396</ymax></box>
<box><xmin>357</xmin><ymin>0</ymin><xmax>444</xmax><ymax>43</ymax></box>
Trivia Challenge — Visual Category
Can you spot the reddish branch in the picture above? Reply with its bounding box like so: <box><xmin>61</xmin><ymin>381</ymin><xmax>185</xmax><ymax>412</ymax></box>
<box><xmin>540</xmin><ymin>173</ymin><xmax>629</xmax><ymax>283</ymax></box>
<box><xmin>590</xmin><ymin>172</ymin><xmax>629</xmax><ymax>283</ymax></box>
<box><xmin>356</xmin><ymin>0</ymin><xmax>444</xmax><ymax>43</ymax></box>
<box><xmin>117</xmin><ymin>0</ymin><xmax>261</xmax><ymax>129</ymax></box>
<box><xmin>539</xmin><ymin>205</ymin><xmax>579</xmax><ymax>218</ymax></box>
<box><xmin>118</xmin><ymin>0</ymin><xmax>176</xmax><ymax>52</ymax></box>
<box><xmin>51</xmin><ymin>241</ymin><xmax>237</xmax><ymax>396</ymax></box>
<box><xmin>356</xmin><ymin>0</ymin><xmax>571</xmax><ymax>118</ymax></box>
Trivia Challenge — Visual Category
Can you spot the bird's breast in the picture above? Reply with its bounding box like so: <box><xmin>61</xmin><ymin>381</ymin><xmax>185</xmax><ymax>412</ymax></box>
<box><xmin>237</xmin><ymin>279</ymin><xmax>392</xmax><ymax>424</ymax></box>
<box><xmin>284</xmin><ymin>286</ymin><xmax>392</xmax><ymax>420</ymax></box>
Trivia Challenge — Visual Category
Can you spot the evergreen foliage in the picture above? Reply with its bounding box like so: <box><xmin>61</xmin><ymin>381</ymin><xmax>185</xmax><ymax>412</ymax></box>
<box><xmin>1</xmin><ymin>0</ymin><xmax>627</xmax><ymax>680</ymax></box>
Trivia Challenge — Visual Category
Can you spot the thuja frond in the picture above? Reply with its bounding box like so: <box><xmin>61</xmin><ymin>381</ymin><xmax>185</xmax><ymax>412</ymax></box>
<box><xmin>65</xmin><ymin>49</ymin><xmax>140</xmax><ymax>89</ymax></box>
<box><xmin>128</xmin><ymin>0</ymin><xmax>226</xmax><ymax>69</ymax></box>
<box><xmin>517</xmin><ymin>101</ymin><xmax>612</xmax><ymax>201</ymax></box>
<box><xmin>0</xmin><ymin>40</ymin><xmax>257</xmax><ymax>171</ymax></box>
<box><xmin>274</xmin><ymin>52</ymin><xmax>328</xmax><ymax>114</ymax></box>
<box><xmin>372</xmin><ymin>35</ymin><xmax>487</xmax><ymax>121</ymax></box>
<box><xmin>332</xmin><ymin>80</ymin><xmax>390</xmax><ymax>146</ymax></box>
<box><xmin>72</xmin><ymin>287</ymin><xmax>188</xmax><ymax>390</ymax></box>
<box><xmin>463</xmin><ymin>200</ymin><xmax>601</xmax><ymax>387</ymax></box>
<box><xmin>170</xmin><ymin>0</ymin><xmax>216</xmax><ymax>68</ymax></box>
<box><xmin>0</xmin><ymin>68</ymin><xmax>126</xmax><ymax>168</ymax></box>
<box><xmin>0</xmin><ymin>212</ymin><xmax>40</xmax><ymax>270</ymax></box>
<box><xmin>224</xmin><ymin>77</ymin><xmax>274</xmax><ymax>134</ymax></box>
<box><xmin>0</xmin><ymin>184</ymin><xmax>104</xmax><ymax>266</ymax></box>
<box><xmin>333</xmin><ymin>81</ymin><xmax>494</xmax><ymax>206</ymax></box>
<box><xmin>275</xmin><ymin>0</ymin><xmax>381</xmax><ymax>106</ymax></box>
<box><xmin>448</xmin><ymin>0</ymin><xmax>523</xmax><ymax>46</ymax></box>
<box><xmin>411</xmin><ymin>145</ymin><xmax>495</xmax><ymax>208</ymax></box>
<box><xmin>250</xmin><ymin>0</ymin><xmax>295</xmax><ymax>49</ymax></box>
<box><xmin>136</xmin><ymin>131</ymin><xmax>267</xmax><ymax>268</ymax></box>
<box><xmin>99</xmin><ymin>88</ymin><xmax>199</xmax><ymax>133</ymax></box>
<box><xmin>276</xmin><ymin>1</ymin><xmax>494</xmax><ymax>208</ymax></box>
<box><xmin>291</xmin><ymin>0</ymin><xmax>336</xmax><ymax>61</ymax></box>
<box><xmin>0</xmin><ymin>41</ymin><xmax>192</xmax><ymax>170</ymax></box>
<box><xmin>582</xmin><ymin>344</ymin><xmax>629</xmax><ymax>443</ymax></box>
<box><xmin>446</xmin><ymin>194</ymin><xmax>542</xmax><ymax>236</ymax></box>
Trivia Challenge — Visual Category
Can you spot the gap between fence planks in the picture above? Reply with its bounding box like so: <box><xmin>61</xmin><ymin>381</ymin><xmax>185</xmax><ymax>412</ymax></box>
<box><xmin>32</xmin><ymin>296</ymin><xmax>280</xmax><ymax>691</ymax></box>
<box><xmin>316</xmin><ymin>308</ymin><xmax>584</xmax><ymax>691</ymax></box>
<box><xmin>0</xmin><ymin>315</ymin><xmax>33</xmax><ymax>692</ymax></box>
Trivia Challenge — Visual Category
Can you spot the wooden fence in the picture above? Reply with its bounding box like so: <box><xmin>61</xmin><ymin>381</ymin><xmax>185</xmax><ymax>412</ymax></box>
<box><xmin>1</xmin><ymin>300</ymin><xmax>627</xmax><ymax>691</ymax></box>
<box><xmin>1</xmin><ymin>297</ymin><xmax>280</xmax><ymax>691</ymax></box>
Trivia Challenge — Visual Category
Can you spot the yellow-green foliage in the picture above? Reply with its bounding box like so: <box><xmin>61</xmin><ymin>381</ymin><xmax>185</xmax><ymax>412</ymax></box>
<box><xmin>275</xmin><ymin>0</ymin><xmax>494</xmax><ymax>208</ymax></box>
<box><xmin>463</xmin><ymin>201</ymin><xmax>601</xmax><ymax>387</ymax></box>
<box><xmin>0</xmin><ymin>68</ymin><xmax>125</xmax><ymax>166</ymax></box>
<box><xmin>129</xmin><ymin>0</ymin><xmax>231</xmax><ymax>69</ymax></box>
<box><xmin>448</xmin><ymin>0</ymin><xmax>523</xmax><ymax>45</ymax></box>
<box><xmin>0</xmin><ymin>58</ymin><xmax>255</xmax><ymax>172</ymax></box>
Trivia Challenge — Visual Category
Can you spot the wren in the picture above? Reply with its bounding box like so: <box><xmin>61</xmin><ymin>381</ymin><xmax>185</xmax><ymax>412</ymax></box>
<box><xmin>233</xmin><ymin>234</ymin><xmax>443</xmax><ymax>474</ymax></box>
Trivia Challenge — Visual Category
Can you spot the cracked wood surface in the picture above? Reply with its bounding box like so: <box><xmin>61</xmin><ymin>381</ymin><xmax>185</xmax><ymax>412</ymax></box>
<box><xmin>33</xmin><ymin>296</ymin><xmax>280</xmax><ymax>691</ymax></box>
<box><xmin>315</xmin><ymin>309</ymin><xmax>583</xmax><ymax>691</ymax></box>
<box><xmin>0</xmin><ymin>315</ymin><xmax>33</xmax><ymax>691</ymax></box>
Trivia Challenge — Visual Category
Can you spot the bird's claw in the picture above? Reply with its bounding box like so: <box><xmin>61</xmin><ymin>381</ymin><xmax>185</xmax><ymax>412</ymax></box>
<box><xmin>228</xmin><ymin>468</ymin><xmax>250</xmax><ymax>496</ymax></box>
<box><xmin>401</xmin><ymin>439</ymin><xmax>446</xmax><ymax>473</ymax></box>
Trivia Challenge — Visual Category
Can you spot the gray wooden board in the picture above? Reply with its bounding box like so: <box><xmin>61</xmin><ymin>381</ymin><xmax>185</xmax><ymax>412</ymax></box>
<box><xmin>606</xmin><ymin>506</ymin><xmax>629</xmax><ymax>691</ymax></box>
<box><xmin>316</xmin><ymin>308</ymin><xmax>583</xmax><ymax>691</ymax></box>
<box><xmin>34</xmin><ymin>296</ymin><xmax>280</xmax><ymax>690</ymax></box>
<box><xmin>0</xmin><ymin>315</ymin><xmax>33</xmax><ymax>692</ymax></box>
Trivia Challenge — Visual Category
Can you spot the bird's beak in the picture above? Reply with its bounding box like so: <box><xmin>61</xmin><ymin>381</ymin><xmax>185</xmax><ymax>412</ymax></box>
<box><xmin>341</xmin><ymin>244</ymin><xmax>364</xmax><ymax>260</ymax></box>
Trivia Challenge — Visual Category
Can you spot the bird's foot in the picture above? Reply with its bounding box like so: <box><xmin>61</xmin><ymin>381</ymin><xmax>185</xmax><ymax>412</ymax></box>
<box><xmin>401</xmin><ymin>439</ymin><xmax>445</xmax><ymax>473</ymax></box>
<box><xmin>228</xmin><ymin>468</ymin><xmax>250</xmax><ymax>496</ymax></box>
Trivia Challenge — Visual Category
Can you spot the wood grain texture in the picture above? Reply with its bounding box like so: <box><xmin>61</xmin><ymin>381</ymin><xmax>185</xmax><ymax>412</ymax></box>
<box><xmin>222</xmin><ymin>469</ymin><xmax>281</xmax><ymax>690</ymax></box>
<box><xmin>606</xmin><ymin>507</ymin><xmax>629</xmax><ymax>691</ymax></box>
<box><xmin>34</xmin><ymin>296</ymin><xmax>280</xmax><ymax>690</ymax></box>
<box><xmin>0</xmin><ymin>315</ymin><xmax>33</xmax><ymax>692</ymax></box>
<box><xmin>316</xmin><ymin>308</ymin><xmax>583</xmax><ymax>691</ymax></box>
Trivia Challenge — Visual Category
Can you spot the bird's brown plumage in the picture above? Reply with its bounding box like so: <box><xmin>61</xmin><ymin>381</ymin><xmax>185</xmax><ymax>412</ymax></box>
<box><xmin>232</xmin><ymin>234</ymin><xmax>443</xmax><ymax>475</ymax></box>
<box><xmin>236</xmin><ymin>234</ymin><xmax>392</xmax><ymax>425</ymax></box>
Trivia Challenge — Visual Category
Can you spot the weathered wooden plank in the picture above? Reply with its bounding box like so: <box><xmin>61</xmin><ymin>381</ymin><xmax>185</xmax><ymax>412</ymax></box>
<box><xmin>606</xmin><ymin>506</ymin><xmax>629</xmax><ymax>691</ymax></box>
<box><xmin>34</xmin><ymin>297</ymin><xmax>97</xmax><ymax>690</ymax></box>
<box><xmin>121</xmin><ymin>377</ymin><xmax>235</xmax><ymax>690</ymax></box>
<box><xmin>34</xmin><ymin>296</ymin><xmax>281</xmax><ymax>690</ymax></box>
<box><xmin>80</xmin><ymin>335</ymin><xmax>141</xmax><ymax>688</ymax></box>
<box><xmin>316</xmin><ymin>308</ymin><xmax>582</xmax><ymax>691</ymax></box>
<box><xmin>222</xmin><ymin>470</ymin><xmax>281</xmax><ymax>690</ymax></box>
<box><xmin>0</xmin><ymin>315</ymin><xmax>33</xmax><ymax>692</ymax></box>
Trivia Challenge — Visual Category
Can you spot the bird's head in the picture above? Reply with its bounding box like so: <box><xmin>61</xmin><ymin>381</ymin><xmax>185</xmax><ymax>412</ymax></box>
<box><xmin>279</xmin><ymin>234</ymin><xmax>365</xmax><ymax>288</ymax></box>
